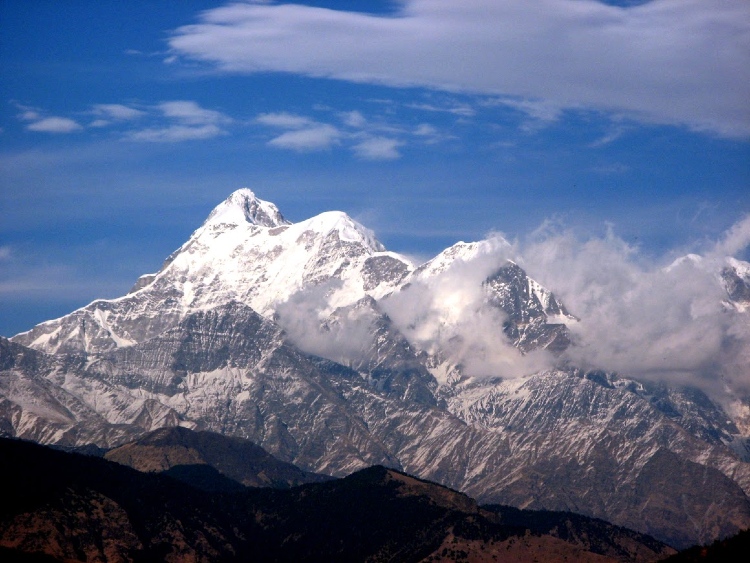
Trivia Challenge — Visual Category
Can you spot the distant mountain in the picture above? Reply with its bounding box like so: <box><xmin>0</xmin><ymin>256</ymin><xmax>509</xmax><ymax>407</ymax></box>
<box><xmin>104</xmin><ymin>426</ymin><xmax>331</xmax><ymax>489</ymax></box>
<box><xmin>0</xmin><ymin>438</ymin><xmax>674</xmax><ymax>562</ymax></box>
<box><xmin>2</xmin><ymin>189</ymin><xmax>749</xmax><ymax>549</ymax></box>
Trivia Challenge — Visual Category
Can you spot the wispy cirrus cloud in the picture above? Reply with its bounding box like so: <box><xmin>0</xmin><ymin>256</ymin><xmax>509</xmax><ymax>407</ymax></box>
<box><xmin>487</xmin><ymin>98</ymin><xmax>565</xmax><ymax>132</ymax></box>
<box><xmin>125</xmin><ymin>100</ymin><xmax>232</xmax><ymax>142</ymax></box>
<box><xmin>168</xmin><ymin>0</ymin><xmax>750</xmax><ymax>138</ymax></box>
<box><xmin>90</xmin><ymin>103</ymin><xmax>147</xmax><ymax>127</ymax></box>
<box><xmin>92</xmin><ymin>104</ymin><xmax>146</xmax><ymax>121</ymax></box>
<box><xmin>127</xmin><ymin>124</ymin><xmax>225</xmax><ymax>142</ymax></box>
<box><xmin>256</xmin><ymin>112</ymin><xmax>315</xmax><ymax>129</ymax></box>
<box><xmin>256</xmin><ymin>110</ymin><xmax>407</xmax><ymax>159</ymax></box>
<box><xmin>406</xmin><ymin>102</ymin><xmax>476</xmax><ymax>118</ymax></box>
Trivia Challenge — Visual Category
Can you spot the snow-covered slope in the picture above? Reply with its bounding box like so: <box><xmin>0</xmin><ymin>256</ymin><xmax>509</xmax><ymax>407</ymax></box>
<box><xmin>12</xmin><ymin>189</ymin><xmax>414</xmax><ymax>355</ymax></box>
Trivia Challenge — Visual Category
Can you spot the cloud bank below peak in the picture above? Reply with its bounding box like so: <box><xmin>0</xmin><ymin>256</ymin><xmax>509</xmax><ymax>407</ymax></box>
<box><xmin>168</xmin><ymin>0</ymin><xmax>750</xmax><ymax>138</ymax></box>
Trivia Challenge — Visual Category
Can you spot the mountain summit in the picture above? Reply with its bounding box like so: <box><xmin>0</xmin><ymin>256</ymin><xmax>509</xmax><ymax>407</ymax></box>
<box><xmin>204</xmin><ymin>188</ymin><xmax>290</xmax><ymax>228</ymax></box>
<box><xmin>12</xmin><ymin>189</ymin><xmax>407</xmax><ymax>354</ymax></box>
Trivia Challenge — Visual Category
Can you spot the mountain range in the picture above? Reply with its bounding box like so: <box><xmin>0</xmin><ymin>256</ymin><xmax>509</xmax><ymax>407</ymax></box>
<box><xmin>0</xmin><ymin>434</ymin><xmax>678</xmax><ymax>562</ymax></box>
<box><xmin>2</xmin><ymin>188</ymin><xmax>750</xmax><ymax>549</ymax></box>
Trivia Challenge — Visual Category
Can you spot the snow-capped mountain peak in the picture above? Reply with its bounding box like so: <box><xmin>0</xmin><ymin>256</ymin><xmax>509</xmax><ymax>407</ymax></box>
<box><xmin>204</xmin><ymin>188</ymin><xmax>290</xmax><ymax>229</ymax></box>
<box><xmin>294</xmin><ymin>211</ymin><xmax>385</xmax><ymax>253</ymax></box>
<box><xmin>413</xmin><ymin>237</ymin><xmax>513</xmax><ymax>279</ymax></box>
<box><xmin>10</xmin><ymin>190</ymin><xmax>414</xmax><ymax>354</ymax></box>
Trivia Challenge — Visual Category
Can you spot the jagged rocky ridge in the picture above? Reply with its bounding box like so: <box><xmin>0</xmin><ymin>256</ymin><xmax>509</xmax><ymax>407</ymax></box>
<box><xmin>3</xmin><ymin>189</ymin><xmax>750</xmax><ymax>549</ymax></box>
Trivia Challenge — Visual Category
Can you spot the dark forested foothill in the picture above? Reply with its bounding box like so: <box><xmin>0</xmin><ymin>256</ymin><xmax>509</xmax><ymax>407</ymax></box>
<box><xmin>0</xmin><ymin>437</ymin><xmax>675</xmax><ymax>562</ymax></box>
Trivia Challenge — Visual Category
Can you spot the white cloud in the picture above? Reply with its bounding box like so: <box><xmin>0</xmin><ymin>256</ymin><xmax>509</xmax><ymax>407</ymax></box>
<box><xmin>376</xmin><ymin>218</ymin><xmax>750</xmax><ymax>391</ymax></box>
<box><xmin>89</xmin><ymin>104</ymin><xmax>146</xmax><ymax>128</ymax></box>
<box><xmin>92</xmin><ymin>104</ymin><xmax>146</xmax><ymax>121</ymax></box>
<box><xmin>414</xmin><ymin>123</ymin><xmax>438</xmax><ymax>137</ymax></box>
<box><xmin>256</xmin><ymin>112</ymin><xmax>314</xmax><ymax>129</ymax></box>
<box><xmin>15</xmin><ymin>103</ymin><xmax>83</xmax><ymax>133</ymax></box>
<box><xmin>341</xmin><ymin>110</ymin><xmax>367</xmax><ymax>128</ymax></box>
<box><xmin>413</xmin><ymin>123</ymin><xmax>453</xmax><ymax>144</ymax></box>
<box><xmin>380</xmin><ymin>236</ymin><xmax>554</xmax><ymax>379</ymax></box>
<box><xmin>26</xmin><ymin>117</ymin><xmax>82</xmax><ymax>133</ymax></box>
<box><xmin>589</xmin><ymin>125</ymin><xmax>630</xmax><ymax>148</ymax></box>
<box><xmin>127</xmin><ymin>100</ymin><xmax>231</xmax><ymax>142</ymax></box>
<box><xmin>127</xmin><ymin>124</ymin><xmax>224</xmax><ymax>142</ymax></box>
<box><xmin>256</xmin><ymin>111</ymin><xmax>341</xmax><ymax>151</ymax></box>
<box><xmin>0</xmin><ymin>246</ymin><xmax>11</xmax><ymax>260</ymax></box>
<box><xmin>257</xmin><ymin>109</ymin><xmax>407</xmax><ymax>155</ymax></box>
<box><xmin>517</xmin><ymin>220</ymin><xmax>750</xmax><ymax>392</ymax></box>
<box><xmin>711</xmin><ymin>215</ymin><xmax>750</xmax><ymax>258</ymax></box>
<box><xmin>352</xmin><ymin>136</ymin><xmax>402</xmax><ymax>160</ymax></box>
<box><xmin>489</xmin><ymin>97</ymin><xmax>565</xmax><ymax>131</ymax></box>
<box><xmin>19</xmin><ymin>109</ymin><xmax>41</xmax><ymax>121</ymax></box>
<box><xmin>169</xmin><ymin>0</ymin><xmax>750</xmax><ymax>137</ymax></box>
<box><xmin>268</xmin><ymin>124</ymin><xmax>341</xmax><ymax>151</ymax></box>
<box><xmin>158</xmin><ymin>100</ymin><xmax>231</xmax><ymax>125</ymax></box>
<box><xmin>406</xmin><ymin>102</ymin><xmax>476</xmax><ymax>118</ymax></box>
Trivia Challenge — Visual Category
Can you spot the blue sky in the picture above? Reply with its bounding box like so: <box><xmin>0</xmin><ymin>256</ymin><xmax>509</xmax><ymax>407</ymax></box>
<box><xmin>1</xmin><ymin>0</ymin><xmax>749</xmax><ymax>337</ymax></box>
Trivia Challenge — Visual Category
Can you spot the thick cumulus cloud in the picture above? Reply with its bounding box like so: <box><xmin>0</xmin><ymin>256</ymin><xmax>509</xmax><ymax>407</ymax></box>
<box><xmin>169</xmin><ymin>0</ymin><xmax>750</xmax><ymax>137</ymax></box>
<box><xmin>519</xmin><ymin>219</ymin><xmax>750</xmax><ymax>393</ymax></box>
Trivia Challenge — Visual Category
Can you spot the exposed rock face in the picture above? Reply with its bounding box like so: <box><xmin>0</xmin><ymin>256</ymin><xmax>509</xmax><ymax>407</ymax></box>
<box><xmin>723</xmin><ymin>259</ymin><xmax>750</xmax><ymax>311</ymax></box>
<box><xmin>3</xmin><ymin>189</ymin><xmax>750</xmax><ymax>549</ymax></box>
<box><xmin>484</xmin><ymin>261</ymin><xmax>575</xmax><ymax>353</ymax></box>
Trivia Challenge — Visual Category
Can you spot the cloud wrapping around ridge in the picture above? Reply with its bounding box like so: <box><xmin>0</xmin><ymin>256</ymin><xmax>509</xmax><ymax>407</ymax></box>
<box><xmin>380</xmin><ymin>238</ymin><xmax>556</xmax><ymax>379</ymax></box>
<box><xmin>518</xmin><ymin>219</ymin><xmax>750</xmax><ymax>392</ymax></box>
<box><xmin>169</xmin><ymin>0</ymin><xmax>750</xmax><ymax>137</ymax></box>
<box><xmin>273</xmin><ymin>217</ymin><xmax>750</xmax><ymax>395</ymax></box>
<box><xmin>275</xmin><ymin>281</ymin><xmax>385</xmax><ymax>368</ymax></box>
